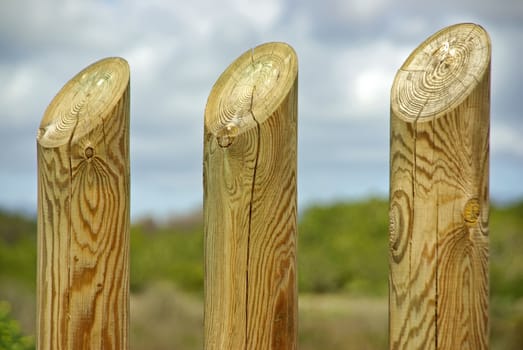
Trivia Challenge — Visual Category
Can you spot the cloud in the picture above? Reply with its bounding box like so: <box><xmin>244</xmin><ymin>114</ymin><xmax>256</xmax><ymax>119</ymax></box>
<box><xmin>0</xmin><ymin>0</ymin><xmax>522</xmax><ymax>217</ymax></box>
<box><xmin>0</xmin><ymin>65</ymin><xmax>42</xmax><ymax>123</ymax></box>
<box><xmin>492</xmin><ymin>120</ymin><xmax>523</xmax><ymax>157</ymax></box>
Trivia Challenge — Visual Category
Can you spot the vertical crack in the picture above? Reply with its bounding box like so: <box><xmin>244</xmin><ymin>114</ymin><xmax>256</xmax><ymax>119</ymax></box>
<box><xmin>66</xmin><ymin>108</ymin><xmax>80</xmax><ymax>336</ymax></box>
<box><xmin>433</xmin><ymin>119</ymin><xmax>439</xmax><ymax>349</ymax></box>
<box><xmin>410</xmin><ymin>98</ymin><xmax>427</xmax><ymax>341</ymax></box>
<box><xmin>409</xmin><ymin>114</ymin><xmax>418</xmax><ymax>329</ymax></box>
<box><xmin>245</xmin><ymin>80</ymin><xmax>260</xmax><ymax>348</ymax></box>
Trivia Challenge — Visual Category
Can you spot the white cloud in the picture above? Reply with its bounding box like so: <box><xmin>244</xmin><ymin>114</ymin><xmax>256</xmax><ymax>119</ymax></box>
<box><xmin>3</xmin><ymin>67</ymin><xmax>34</xmax><ymax>102</ymax></box>
<box><xmin>0</xmin><ymin>0</ymin><xmax>522</xmax><ymax>215</ymax></box>
<box><xmin>125</xmin><ymin>40</ymin><xmax>178</xmax><ymax>84</ymax></box>
<box><xmin>0</xmin><ymin>64</ymin><xmax>55</xmax><ymax>126</ymax></box>
<box><xmin>233</xmin><ymin>0</ymin><xmax>283</xmax><ymax>30</ymax></box>
<box><xmin>344</xmin><ymin>0</ymin><xmax>389</xmax><ymax>21</ymax></box>
<box><xmin>492</xmin><ymin>122</ymin><xmax>523</xmax><ymax>157</ymax></box>
<box><xmin>298</xmin><ymin>0</ymin><xmax>389</xmax><ymax>26</ymax></box>
<box><xmin>352</xmin><ymin>67</ymin><xmax>391</xmax><ymax>115</ymax></box>
<box><xmin>328</xmin><ymin>41</ymin><xmax>411</xmax><ymax>119</ymax></box>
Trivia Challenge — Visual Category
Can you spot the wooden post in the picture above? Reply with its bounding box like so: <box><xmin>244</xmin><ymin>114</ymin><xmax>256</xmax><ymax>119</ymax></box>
<box><xmin>389</xmin><ymin>23</ymin><xmax>490</xmax><ymax>349</ymax></box>
<box><xmin>203</xmin><ymin>42</ymin><xmax>298</xmax><ymax>349</ymax></box>
<box><xmin>36</xmin><ymin>57</ymin><xmax>130</xmax><ymax>350</ymax></box>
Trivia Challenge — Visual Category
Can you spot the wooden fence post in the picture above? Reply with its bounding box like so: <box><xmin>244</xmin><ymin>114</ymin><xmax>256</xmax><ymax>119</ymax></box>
<box><xmin>203</xmin><ymin>42</ymin><xmax>298</xmax><ymax>349</ymax></box>
<box><xmin>389</xmin><ymin>23</ymin><xmax>490</xmax><ymax>349</ymax></box>
<box><xmin>36</xmin><ymin>57</ymin><xmax>130</xmax><ymax>350</ymax></box>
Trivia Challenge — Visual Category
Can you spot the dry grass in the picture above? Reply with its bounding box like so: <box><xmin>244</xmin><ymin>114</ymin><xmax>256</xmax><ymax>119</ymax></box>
<box><xmin>130</xmin><ymin>281</ymin><xmax>203</xmax><ymax>350</ymax></box>
<box><xmin>299</xmin><ymin>294</ymin><xmax>388</xmax><ymax>349</ymax></box>
<box><xmin>2</xmin><ymin>280</ymin><xmax>522</xmax><ymax>349</ymax></box>
<box><xmin>128</xmin><ymin>282</ymin><xmax>388</xmax><ymax>349</ymax></box>
<box><xmin>130</xmin><ymin>284</ymin><xmax>523</xmax><ymax>350</ymax></box>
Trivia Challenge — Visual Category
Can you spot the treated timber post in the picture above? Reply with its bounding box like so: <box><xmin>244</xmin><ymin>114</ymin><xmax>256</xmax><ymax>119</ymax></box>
<box><xmin>389</xmin><ymin>23</ymin><xmax>490</xmax><ymax>349</ymax></box>
<box><xmin>36</xmin><ymin>57</ymin><xmax>130</xmax><ymax>350</ymax></box>
<box><xmin>203</xmin><ymin>42</ymin><xmax>298</xmax><ymax>349</ymax></box>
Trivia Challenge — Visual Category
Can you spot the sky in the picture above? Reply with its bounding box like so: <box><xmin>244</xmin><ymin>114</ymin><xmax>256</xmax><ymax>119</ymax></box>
<box><xmin>0</xmin><ymin>0</ymin><xmax>522</xmax><ymax>219</ymax></box>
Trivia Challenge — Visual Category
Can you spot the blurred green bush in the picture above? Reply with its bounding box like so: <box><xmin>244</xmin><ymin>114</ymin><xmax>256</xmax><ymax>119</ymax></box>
<box><xmin>130</xmin><ymin>218</ymin><xmax>204</xmax><ymax>293</ymax></box>
<box><xmin>1</xmin><ymin>199</ymin><xmax>522</xmax><ymax>297</ymax></box>
<box><xmin>0</xmin><ymin>301</ymin><xmax>34</xmax><ymax>350</ymax></box>
<box><xmin>0</xmin><ymin>199</ymin><xmax>522</xmax><ymax>349</ymax></box>
<box><xmin>298</xmin><ymin>198</ymin><xmax>389</xmax><ymax>295</ymax></box>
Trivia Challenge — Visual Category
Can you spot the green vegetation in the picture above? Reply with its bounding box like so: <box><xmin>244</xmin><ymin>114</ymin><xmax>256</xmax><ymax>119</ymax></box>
<box><xmin>0</xmin><ymin>198</ymin><xmax>522</xmax><ymax>349</ymax></box>
<box><xmin>490</xmin><ymin>201</ymin><xmax>523</xmax><ymax>300</ymax></box>
<box><xmin>298</xmin><ymin>198</ymin><xmax>389</xmax><ymax>295</ymax></box>
<box><xmin>126</xmin><ymin>198</ymin><xmax>523</xmax><ymax>300</ymax></box>
<box><xmin>0</xmin><ymin>301</ymin><xmax>34</xmax><ymax>350</ymax></box>
<box><xmin>1</xmin><ymin>199</ymin><xmax>522</xmax><ymax>298</ymax></box>
<box><xmin>130</xmin><ymin>216</ymin><xmax>204</xmax><ymax>293</ymax></box>
<box><xmin>128</xmin><ymin>199</ymin><xmax>391</xmax><ymax>296</ymax></box>
<box><xmin>0</xmin><ymin>210</ymin><xmax>37</xmax><ymax>289</ymax></box>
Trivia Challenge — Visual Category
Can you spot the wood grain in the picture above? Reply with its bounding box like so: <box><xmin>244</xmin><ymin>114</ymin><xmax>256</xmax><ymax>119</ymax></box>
<box><xmin>389</xmin><ymin>23</ymin><xmax>490</xmax><ymax>349</ymax></box>
<box><xmin>203</xmin><ymin>42</ymin><xmax>298</xmax><ymax>349</ymax></box>
<box><xmin>37</xmin><ymin>57</ymin><xmax>130</xmax><ymax>350</ymax></box>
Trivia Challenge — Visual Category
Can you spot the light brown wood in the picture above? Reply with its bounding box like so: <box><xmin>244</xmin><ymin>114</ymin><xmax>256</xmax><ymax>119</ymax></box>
<box><xmin>37</xmin><ymin>57</ymin><xmax>130</xmax><ymax>350</ymax></box>
<box><xmin>389</xmin><ymin>23</ymin><xmax>490</xmax><ymax>349</ymax></box>
<box><xmin>203</xmin><ymin>42</ymin><xmax>298</xmax><ymax>349</ymax></box>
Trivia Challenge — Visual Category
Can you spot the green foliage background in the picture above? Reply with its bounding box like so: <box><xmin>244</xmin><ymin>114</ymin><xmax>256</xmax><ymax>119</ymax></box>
<box><xmin>130</xmin><ymin>220</ymin><xmax>204</xmax><ymax>293</ymax></box>
<box><xmin>126</xmin><ymin>198</ymin><xmax>523</xmax><ymax>299</ymax></box>
<box><xmin>0</xmin><ymin>198</ymin><xmax>522</xmax><ymax>348</ymax></box>
<box><xmin>298</xmin><ymin>199</ymin><xmax>389</xmax><ymax>295</ymax></box>
<box><xmin>0</xmin><ymin>301</ymin><xmax>34</xmax><ymax>350</ymax></box>
<box><xmin>1</xmin><ymin>199</ymin><xmax>522</xmax><ymax>297</ymax></box>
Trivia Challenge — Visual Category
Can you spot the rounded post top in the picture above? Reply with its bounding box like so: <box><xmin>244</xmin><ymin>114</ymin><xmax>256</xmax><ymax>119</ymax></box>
<box><xmin>391</xmin><ymin>23</ymin><xmax>491</xmax><ymax>122</ymax></box>
<box><xmin>37</xmin><ymin>57</ymin><xmax>129</xmax><ymax>148</ymax></box>
<box><xmin>205</xmin><ymin>42</ymin><xmax>298</xmax><ymax>145</ymax></box>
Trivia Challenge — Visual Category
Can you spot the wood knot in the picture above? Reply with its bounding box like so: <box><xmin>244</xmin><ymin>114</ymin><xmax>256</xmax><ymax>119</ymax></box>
<box><xmin>389</xmin><ymin>214</ymin><xmax>397</xmax><ymax>245</ymax></box>
<box><xmin>85</xmin><ymin>146</ymin><xmax>94</xmax><ymax>159</ymax></box>
<box><xmin>463</xmin><ymin>198</ymin><xmax>480</xmax><ymax>225</ymax></box>
<box><xmin>216</xmin><ymin>122</ymin><xmax>240</xmax><ymax>148</ymax></box>
<box><xmin>37</xmin><ymin>127</ymin><xmax>47</xmax><ymax>140</ymax></box>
